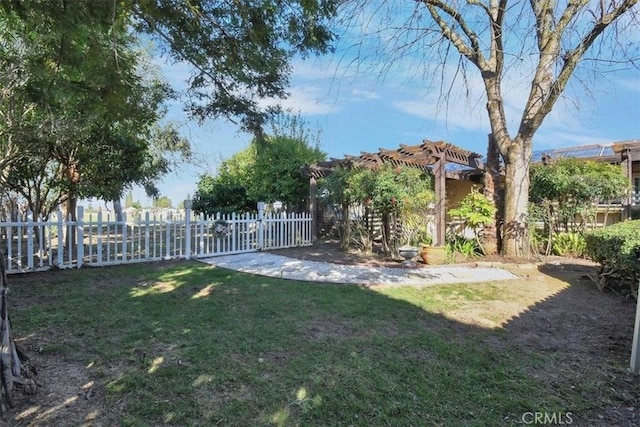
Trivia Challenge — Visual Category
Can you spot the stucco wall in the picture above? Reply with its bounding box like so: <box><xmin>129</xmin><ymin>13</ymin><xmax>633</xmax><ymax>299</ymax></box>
<box><xmin>445</xmin><ymin>179</ymin><xmax>476</xmax><ymax>211</ymax></box>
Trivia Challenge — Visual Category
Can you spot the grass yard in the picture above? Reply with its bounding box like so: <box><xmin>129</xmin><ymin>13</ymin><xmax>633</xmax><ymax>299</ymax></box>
<box><xmin>6</xmin><ymin>259</ymin><xmax>639</xmax><ymax>426</ymax></box>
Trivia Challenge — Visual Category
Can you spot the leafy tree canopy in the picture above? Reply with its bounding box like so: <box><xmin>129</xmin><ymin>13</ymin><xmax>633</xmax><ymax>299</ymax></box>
<box><xmin>529</xmin><ymin>158</ymin><xmax>630</xmax><ymax>232</ymax></box>
<box><xmin>193</xmin><ymin>117</ymin><xmax>325</xmax><ymax>216</ymax></box>
<box><xmin>192</xmin><ymin>146</ymin><xmax>257</xmax><ymax>215</ymax></box>
<box><xmin>153</xmin><ymin>196</ymin><xmax>173</xmax><ymax>209</ymax></box>
<box><xmin>2</xmin><ymin>0</ymin><xmax>337</xmax><ymax>136</ymax></box>
<box><xmin>131</xmin><ymin>0</ymin><xmax>337</xmax><ymax>135</ymax></box>
<box><xmin>321</xmin><ymin>165</ymin><xmax>434</xmax><ymax>216</ymax></box>
<box><xmin>0</xmin><ymin>1</ymin><xmax>191</xmax><ymax>218</ymax></box>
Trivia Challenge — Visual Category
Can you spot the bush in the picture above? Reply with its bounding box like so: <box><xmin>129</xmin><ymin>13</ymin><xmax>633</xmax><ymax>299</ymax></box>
<box><xmin>584</xmin><ymin>220</ymin><xmax>640</xmax><ymax>298</ymax></box>
<box><xmin>552</xmin><ymin>232</ymin><xmax>586</xmax><ymax>257</ymax></box>
<box><xmin>446</xmin><ymin>236</ymin><xmax>481</xmax><ymax>259</ymax></box>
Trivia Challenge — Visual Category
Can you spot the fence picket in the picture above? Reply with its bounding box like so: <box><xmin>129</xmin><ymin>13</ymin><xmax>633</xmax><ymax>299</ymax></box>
<box><xmin>37</xmin><ymin>214</ymin><xmax>45</xmax><ymax>269</ymax></box>
<box><xmin>56</xmin><ymin>210</ymin><xmax>64</xmax><ymax>267</ymax></box>
<box><xmin>165</xmin><ymin>212</ymin><xmax>171</xmax><ymax>259</ymax></box>
<box><xmin>6</xmin><ymin>222</ymin><xmax>11</xmax><ymax>269</ymax></box>
<box><xmin>185</xmin><ymin>207</ymin><xmax>192</xmax><ymax>259</ymax></box>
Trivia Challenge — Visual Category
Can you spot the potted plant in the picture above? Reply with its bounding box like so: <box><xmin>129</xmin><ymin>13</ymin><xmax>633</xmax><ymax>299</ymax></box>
<box><xmin>419</xmin><ymin>237</ymin><xmax>447</xmax><ymax>265</ymax></box>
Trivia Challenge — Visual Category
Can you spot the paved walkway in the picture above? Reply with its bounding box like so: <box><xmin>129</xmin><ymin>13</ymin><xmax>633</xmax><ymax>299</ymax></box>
<box><xmin>199</xmin><ymin>252</ymin><xmax>521</xmax><ymax>286</ymax></box>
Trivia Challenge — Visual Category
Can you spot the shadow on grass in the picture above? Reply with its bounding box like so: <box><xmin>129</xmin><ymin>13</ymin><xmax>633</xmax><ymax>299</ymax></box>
<box><xmin>6</xmin><ymin>259</ymin><xmax>639</xmax><ymax>426</ymax></box>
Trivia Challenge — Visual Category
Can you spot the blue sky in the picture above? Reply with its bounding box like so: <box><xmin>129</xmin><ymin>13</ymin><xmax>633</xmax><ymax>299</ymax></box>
<box><xmin>131</xmin><ymin>13</ymin><xmax>640</xmax><ymax>208</ymax></box>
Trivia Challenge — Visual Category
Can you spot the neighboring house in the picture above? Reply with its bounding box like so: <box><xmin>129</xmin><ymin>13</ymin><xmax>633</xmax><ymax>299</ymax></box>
<box><xmin>531</xmin><ymin>140</ymin><xmax>640</xmax><ymax>224</ymax></box>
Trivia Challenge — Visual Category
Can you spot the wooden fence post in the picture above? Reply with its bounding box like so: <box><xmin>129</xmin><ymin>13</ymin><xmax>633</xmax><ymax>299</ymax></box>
<box><xmin>257</xmin><ymin>202</ymin><xmax>265</xmax><ymax>250</ymax></box>
<box><xmin>184</xmin><ymin>200</ymin><xmax>192</xmax><ymax>259</ymax></box>
<box><xmin>76</xmin><ymin>206</ymin><xmax>84</xmax><ymax>268</ymax></box>
<box><xmin>96</xmin><ymin>210</ymin><xmax>103</xmax><ymax>265</ymax></box>
<box><xmin>165</xmin><ymin>211</ymin><xmax>171</xmax><ymax>260</ymax></box>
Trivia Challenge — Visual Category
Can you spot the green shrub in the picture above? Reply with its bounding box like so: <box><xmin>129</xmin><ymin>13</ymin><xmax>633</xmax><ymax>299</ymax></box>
<box><xmin>552</xmin><ymin>232</ymin><xmax>586</xmax><ymax>257</ymax></box>
<box><xmin>584</xmin><ymin>220</ymin><xmax>640</xmax><ymax>298</ymax></box>
<box><xmin>446</xmin><ymin>236</ymin><xmax>481</xmax><ymax>259</ymax></box>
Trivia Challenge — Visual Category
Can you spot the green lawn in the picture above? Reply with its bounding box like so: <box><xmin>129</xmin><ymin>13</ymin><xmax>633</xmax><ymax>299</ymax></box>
<box><xmin>7</xmin><ymin>260</ymin><xmax>632</xmax><ymax>426</ymax></box>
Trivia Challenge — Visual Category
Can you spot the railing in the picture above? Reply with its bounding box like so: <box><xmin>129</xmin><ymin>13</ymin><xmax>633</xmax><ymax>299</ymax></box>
<box><xmin>0</xmin><ymin>204</ymin><xmax>312</xmax><ymax>274</ymax></box>
<box><xmin>595</xmin><ymin>194</ymin><xmax>640</xmax><ymax>207</ymax></box>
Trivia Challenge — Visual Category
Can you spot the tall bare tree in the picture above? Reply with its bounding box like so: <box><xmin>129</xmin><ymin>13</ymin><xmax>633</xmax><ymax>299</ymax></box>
<box><xmin>342</xmin><ymin>0</ymin><xmax>639</xmax><ymax>256</ymax></box>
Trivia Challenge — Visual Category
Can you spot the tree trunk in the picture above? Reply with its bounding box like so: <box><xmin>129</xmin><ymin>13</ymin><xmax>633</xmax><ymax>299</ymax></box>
<box><xmin>501</xmin><ymin>140</ymin><xmax>532</xmax><ymax>257</ymax></box>
<box><xmin>62</xmin><ymin>195</ymin><xmax>78</xmax><ymax>256</ymax></box>
<box><xmin>363</xmin><ymin>205</ymin><xmax>373</xmax><ymax>254</ymax></box>
<box><xmin>0</xmin><ymin>252</ymin><xmax>36</xmax><ymax>414</ymax></box>
<box><xmin>113</xmin><ymin>199</ymin><xmax>123</xmax><ymax>222</ymax></box>
<box><xmin>380</xmin><ymin>213</ymin><xmax>391</xmax><ymax>255</ymax></box>
<box><xmin>483</xmin><ymin>134</ymin><xmax>502</xmax><ymax>255</ymax></box>
<box><xmin>340</xmin><ymin>202</ymin><xmax>351</xmax><ymax>252</ymax></box>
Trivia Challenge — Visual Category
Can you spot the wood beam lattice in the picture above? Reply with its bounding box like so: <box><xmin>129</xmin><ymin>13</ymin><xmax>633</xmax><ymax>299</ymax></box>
<box><xmin>304</xmin><ymin>139</ymin><xmax>484</xmax><ymax>179</ymax></box>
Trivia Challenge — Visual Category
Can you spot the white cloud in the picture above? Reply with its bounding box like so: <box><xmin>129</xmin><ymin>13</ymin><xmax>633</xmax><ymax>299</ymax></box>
<box><xmin>351</xmin><ymin>88</ymin><xmax>379</xmax><ymax>100</ymax></box>
<box><xmin>533</xmin><ymin>130</ymin><xmax>609</xmax><ymax>149</ymax></box>
<box><xmin>259</xmin><ymin>85</ymin><xmax>339</xmax><ymax>115</ymax></box>
<box><xmin>291</xmin><ymin>58</ymin><xmax>339</xmax><ymax>80</ymax></box>
<box><xmin>150</xmin><ymin>56</ymin><xmax>193</xmax><ymax>92</ymax></box>
<box><xmin>392</xmin><ymin>98</ymin><xmax>487</xmax><ymax>132</ymax></box>
<box><xmin>619</xmin><ymin>78</ymin><xmax>640</xmax><ymax>93</ymax></box>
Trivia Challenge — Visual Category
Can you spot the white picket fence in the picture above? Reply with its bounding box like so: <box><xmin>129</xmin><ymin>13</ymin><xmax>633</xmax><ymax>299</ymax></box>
<box><xmin>0</xmin><ymin>203</ymin><xmax>313</xmax><ymax>273</ymax></box>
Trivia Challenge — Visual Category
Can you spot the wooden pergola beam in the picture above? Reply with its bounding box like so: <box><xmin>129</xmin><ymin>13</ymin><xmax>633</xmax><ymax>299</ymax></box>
<box><xmin>422</xmin><ymin>139</ymin><xmax>486</xmax><ymax>170</ymax></box>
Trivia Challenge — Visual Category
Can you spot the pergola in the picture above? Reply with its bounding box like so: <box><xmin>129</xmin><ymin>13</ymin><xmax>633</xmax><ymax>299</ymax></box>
<box><xmin>304</xmin><ymin>139</ymin><xmax>486</xmax><ymax>246</ymax></box>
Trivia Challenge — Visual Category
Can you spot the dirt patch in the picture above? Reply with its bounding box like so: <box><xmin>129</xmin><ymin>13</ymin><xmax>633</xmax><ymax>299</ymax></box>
<box><xmin>10</xmin><ymin>352</ymin><xmax>105</xmax><ymax>427</ymax></box>
<box><xmin>271</xmin><ymin>239</ymin><xmax>404</xmax><ymax>268</ymax></box>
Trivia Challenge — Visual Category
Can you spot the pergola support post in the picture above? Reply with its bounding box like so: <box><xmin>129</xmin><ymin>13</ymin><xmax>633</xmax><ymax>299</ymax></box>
<box><xmin>434</xmin><ymin>156</ymin><xmax>446</xmax><ymax>246</ymax></box>
<box><xmin>622</xmin><ymin>148</ymin><xmax>633</xmax><ymax>220</ymax></box>
<box><xmin>309</xmin><ymin>176</ymin><xmax>318</xmax><ymax>242</ymax></box>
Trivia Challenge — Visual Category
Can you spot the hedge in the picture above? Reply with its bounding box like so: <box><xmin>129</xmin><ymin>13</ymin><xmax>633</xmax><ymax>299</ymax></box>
<box><xmin>584</xmin><ymin>220</ymin><xmax>640</xmax><ymax>299</ymax></box>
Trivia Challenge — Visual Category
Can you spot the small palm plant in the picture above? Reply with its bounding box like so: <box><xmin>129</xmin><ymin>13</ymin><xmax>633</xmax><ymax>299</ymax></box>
<box><xmin>448</xmin><ymin>187</ymin><xmax>497</xmax><ymax>255</ymax></box>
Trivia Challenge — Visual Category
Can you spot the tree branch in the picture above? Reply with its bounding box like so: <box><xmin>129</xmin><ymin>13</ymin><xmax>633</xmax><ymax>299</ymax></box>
<box><xmin>556</xmin><ymin>0</ymin><xmax>589</xmax><ymax>36</ymax></box>
<box><xmin>420</xmin><ymin>0</ymin><xmax>486</xmax><ymax>68</ymax></box>
<box><xmin>529</xmin><ymin>0</ymin><xmax>639</xmax><ymax>130</ymax></box>
<box><xmin>487</xmin><ymin>0</ymin><xmax>507</xmax><ymax>76</ymax></box>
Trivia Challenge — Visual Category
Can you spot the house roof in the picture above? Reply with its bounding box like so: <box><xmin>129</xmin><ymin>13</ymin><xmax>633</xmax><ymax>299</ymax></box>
<box><xmin>532</xmin><ymin>139</ymin><xmax>640</xmax><ymax>163</ymax></box>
